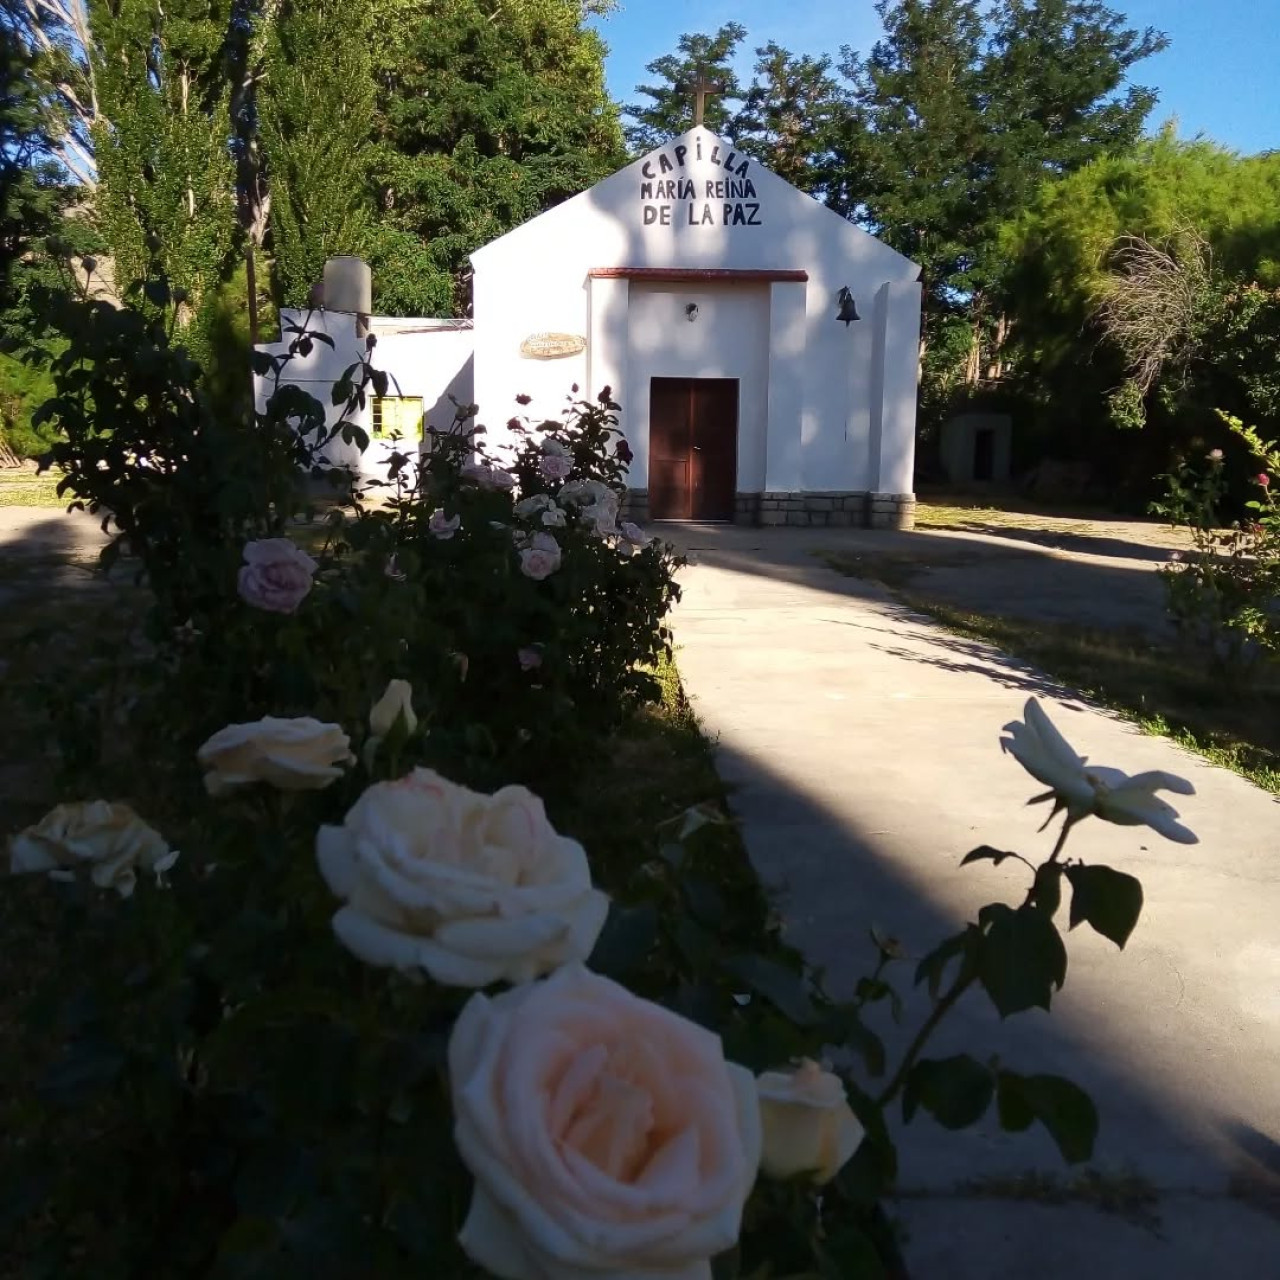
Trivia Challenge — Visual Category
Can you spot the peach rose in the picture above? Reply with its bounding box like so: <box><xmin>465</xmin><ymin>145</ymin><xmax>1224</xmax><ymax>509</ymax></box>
<box><xmin>197</xmin><ymin>717</ymin><xmax>354</xmax><ymax>795</ymax></box>
<box><xmin>8</xmin><ymin>801</ymin><xmax>178</xmax><ymax>898</ymax></box>
<box><xmin>316</xmin><ymin>769</ymin><xmax>608</xmax><ymax>987</ymax></box>
<box><xmin>237</xmin><ymin>538</ymin><xmax>317</xmax><ymax>613</ymax></box>
<box><xmin>756</xmin><ymin>1059</ymin><xmax>864</xmax><ymax>1184</ymax></box>
<box><xmin>449</xmin><ymin>964</ymin><xmax>761</xmax><ymax>1279</ymax></box>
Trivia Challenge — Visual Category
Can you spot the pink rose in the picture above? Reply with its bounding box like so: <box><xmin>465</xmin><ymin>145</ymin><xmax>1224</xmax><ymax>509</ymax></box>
<box><xmin>429</xmin><ymin>508</ymin><xmax>461</xmax><ymax>540</ymax></box>
<box><xmin>1257</xmin><ymin>473</ymin><xmax>1271</xmax><ymax>489</ymax></box>
<box><xmin>449</xmin><ymin>964</ymin><xmax>761</xmax><ymax>1280</ymax></box>
<box><xmin>237</xmin><ymin>538</ymin><xmax>317</xmax><ymax>613</ymax></box>
<box><xmin>1207</xmin><ymin>449</ymin><xmax>1224</xmax><ymax>462</ymax></box>
<box><xmin>517</xmin><ymin>646</ymin><xmax>543</xmax><ymax>671</ymax></box>
<box><xmin>539</xmin><ymin>454</ymin><xmax>572</xmax><ymax>482</ymax></box>
<box><xmin>519</xmin><ymin>532</ymin><xmax>562</xmax><ymax>580</ymax></box>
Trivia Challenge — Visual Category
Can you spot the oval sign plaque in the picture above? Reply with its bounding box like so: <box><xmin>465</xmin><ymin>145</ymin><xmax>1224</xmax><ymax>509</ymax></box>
<box><xmin>520</xmin><ymin>331</ymin><xmax>586</xmax><ymax>359</ymax></box>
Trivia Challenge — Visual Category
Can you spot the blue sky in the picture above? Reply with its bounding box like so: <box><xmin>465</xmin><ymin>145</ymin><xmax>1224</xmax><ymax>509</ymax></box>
<box><xmin>592</xmin><ymin>0</ymin><xmax>1280</xmax><ymax>155</ymax></box>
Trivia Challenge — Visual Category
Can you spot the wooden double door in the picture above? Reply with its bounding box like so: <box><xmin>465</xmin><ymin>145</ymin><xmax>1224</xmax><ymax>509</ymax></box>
<box><xmin>648</xmin><ymin>377</ymin><xmax>739</xmax><ymax>521</ymax></box>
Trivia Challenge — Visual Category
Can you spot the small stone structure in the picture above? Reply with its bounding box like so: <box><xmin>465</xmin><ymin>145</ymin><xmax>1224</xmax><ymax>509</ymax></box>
<box><xmin>940</xmin><ymin>412</ymin><xmax>1013</xmax><ymax>485</ymax></box>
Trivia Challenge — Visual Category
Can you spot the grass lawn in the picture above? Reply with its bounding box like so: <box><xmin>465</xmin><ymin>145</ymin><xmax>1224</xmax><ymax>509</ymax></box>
<box><xmin>901</xmin><ymin>596</ymin><xmax>1280</xmax><ymax>794</ymax></box>
<box><xmin>818</xmin><ymin>529</ymin><xmax>1280</xmax><ymax>795</ymax></box>
<box><xmin>0</xmin><ymin>467</ymin><xmax>68</xmax><ymax>508</ymax></box>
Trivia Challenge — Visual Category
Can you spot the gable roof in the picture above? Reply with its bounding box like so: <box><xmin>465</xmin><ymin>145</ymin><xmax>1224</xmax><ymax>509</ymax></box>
<box><xmin>472</xmin><ymin>127</ymin><xmax>920</xmax><ymax>282</ymax></box>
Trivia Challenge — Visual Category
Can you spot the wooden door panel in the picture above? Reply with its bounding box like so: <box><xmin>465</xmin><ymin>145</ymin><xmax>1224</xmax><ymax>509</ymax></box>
<box><xmin>691</xmin><ymin>379</ymin><xmax>738</xmax><ymax>521</ymax></box>
<box><xmin>649</xmin><ymin>377</ymin><xmax>692</xmax><ymax>519</ymax></box>
<box><xmin>649</xmin><ymin>457</ymin><xmax>690</xmax><ymax>520</ymax></box>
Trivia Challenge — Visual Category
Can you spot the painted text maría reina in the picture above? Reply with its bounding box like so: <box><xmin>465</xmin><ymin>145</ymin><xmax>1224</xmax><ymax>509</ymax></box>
<box><xmin>639</xmin><ymin>139</ymin><xmax>762</xmax><ymax>228</ymax></box>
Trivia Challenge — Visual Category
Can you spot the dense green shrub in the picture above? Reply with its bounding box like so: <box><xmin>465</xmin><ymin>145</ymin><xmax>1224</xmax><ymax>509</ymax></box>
<box><xmin>1153</xmin><ymin>413</ymin><xmax>1280</xmax><ymax>680</ymax></box>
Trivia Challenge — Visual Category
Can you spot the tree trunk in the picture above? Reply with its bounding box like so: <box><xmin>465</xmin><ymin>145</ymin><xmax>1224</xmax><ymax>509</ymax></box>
<box><xmin>246</xmin><ymin>242</ymin><xmax>260</xmax><ymax>347</ymax></box>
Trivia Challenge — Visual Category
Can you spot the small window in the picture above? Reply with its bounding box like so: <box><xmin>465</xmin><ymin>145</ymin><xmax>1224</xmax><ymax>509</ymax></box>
<box><xmin>372</xmin><ymin>396</ymin><xmax>424</xmax><ymax>440</ymax></box>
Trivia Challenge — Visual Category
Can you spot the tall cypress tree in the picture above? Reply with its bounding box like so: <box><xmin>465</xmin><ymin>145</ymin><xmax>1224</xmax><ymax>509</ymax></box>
<box><xmin>257</xmin><ymin>0</ymin><xmax>376</xmax><ymax>307</ymax></box>
<box><xmin>89</xmin><ymin>0</ymin><xmax>238</xmax><ymax>318</ymax></box>
<box><xmin>733</xmin><ymin>41</ymin><xmax>842</xmax><ymax>194</ymax></box>
<box><xmin>368</xmin><ymin>0</ymin><xmax>624</xmax><ymax>316</ymax></box>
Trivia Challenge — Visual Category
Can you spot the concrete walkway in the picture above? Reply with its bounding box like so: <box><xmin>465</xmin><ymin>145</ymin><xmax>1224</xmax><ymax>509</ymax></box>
<box><xmin>665</xmin><ymin>525</ymin><xmax>1280</xmax><ymax>1278</ymax></box>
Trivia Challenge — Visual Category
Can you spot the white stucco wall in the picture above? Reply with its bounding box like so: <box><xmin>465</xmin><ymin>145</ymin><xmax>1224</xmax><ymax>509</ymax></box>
<box><xmin>625</xmin><ymin>282</ymin><xmax>770</xmax><ymax>491</ymax></box>
<box><xmin>471</xmin><ymin>126</ymin><xmax>922</xmax><ymax>495</ymax></box>
<box><xmin>253</xmin><ymin>310</ymin><xmax>474</xmax><ymax>476</ymax></box>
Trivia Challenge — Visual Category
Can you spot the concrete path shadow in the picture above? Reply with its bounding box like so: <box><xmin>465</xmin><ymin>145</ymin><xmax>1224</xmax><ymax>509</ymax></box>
<box><xmin>664</xmin><ymin>525</ymin><xmax>1280</xmax><ymax>1278</ymax></box>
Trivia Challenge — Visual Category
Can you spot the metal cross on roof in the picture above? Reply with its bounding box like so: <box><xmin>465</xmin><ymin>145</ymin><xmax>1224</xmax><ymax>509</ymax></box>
<box><xmin>679</xmin><ymin>70</ymin><xmax>726</xmax><ymax>127</ymax></box>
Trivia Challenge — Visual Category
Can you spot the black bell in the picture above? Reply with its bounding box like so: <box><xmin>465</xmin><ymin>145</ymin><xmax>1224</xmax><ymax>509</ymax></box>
<box><xmin>836</xmin><ymin>286</ymin><xmax>860</xmax><ymax>326</ymax></box>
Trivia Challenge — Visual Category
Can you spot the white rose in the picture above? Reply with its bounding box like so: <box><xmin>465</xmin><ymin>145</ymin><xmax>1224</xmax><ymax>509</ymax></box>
<box><xmin>540</xmin><ymin>506</ymin><xmax>566</xmax><ymax>528</ymax></box>
<box><xmin>315</xmin><ymin>768</ymin><xmax>608</xmax><ymax>987</ymax></box>
<box><xmin>579</xmin><ymin>495</ymin><xmax>619</xmax><ymax>537</ymax></box>
<box><xmin>519</xmin><ymin>531</ymin><xmax>562</xmax><ymax>580</ymax></box>
<box><xmin>449</xmin><ymin>964</ymin><xmax>761</xmax><ymax>1280</ymax></box>
<box><xmin>197</xmin><ymin>716</ymin><xmax>354</xmax><ymax>796</ymax></box>
<box><xmin>369</xmin><ymin>678</ymin><xmax>417</xmax><ymax>738</ymax></box>
<box><xmin>620</xmin><ymin>520</ymin><xmax>651</xmax><ymax>546</ymax></box>
<box><xmin>756</xmin><ymin>1059</ymin><xmax>864</xmax><ymax>1184</ymax></box>
<box><xmin>8</xmin><ymin>801</ymin><xmax>178</xmax><ymax>898</ymax></box>
<box><xmin>237</xmin><ymin>537</ymin><xmax>317</xmax><ymax>613</ymax></box>
<box><xmin>559</xmin><ymin>478</ymin><xmax>612</xmax><ymax>506</ymax></box>
<box><xmin>513</xmin><ymin>494</ymin><xmax>553</xmax><ymax>518</ymax></box>
<box><xmin>1001</xmin><ymin>698</ymin><xmax>1196</xmax><ymax>843</ymax></box>
<box><xmin>540</xmin><ymin>437</ymin><xmax>570</xmax><ymax>458</ymax></box>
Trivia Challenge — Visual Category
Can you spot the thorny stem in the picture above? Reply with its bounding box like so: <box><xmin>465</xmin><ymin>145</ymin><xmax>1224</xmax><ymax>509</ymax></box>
<box><xmin>875</xmin><ymin>817</ymin><xmax>1076</xmax><ymax>1108</ymax></box>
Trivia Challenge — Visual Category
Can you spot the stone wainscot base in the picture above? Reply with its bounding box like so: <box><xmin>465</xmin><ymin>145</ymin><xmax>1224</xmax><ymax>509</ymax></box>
<box><xmin>622</xmin><ymin>490</ymin><xmax>916</xmax><ymax>531</ymax></box>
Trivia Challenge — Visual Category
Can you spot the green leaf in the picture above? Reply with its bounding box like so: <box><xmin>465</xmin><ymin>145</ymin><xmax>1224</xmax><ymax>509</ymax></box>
<box><xmin>977</xmin><ymin>904</ymin><xmax>1067</xmax><ymax>1017</ymax></box>
<box><xmin>902</xmin><ymin>1054</ymin><xmax>994</xmax><ymax>1128</ymax></box>
<box><xmin>249</xmin><ymin>349</ymin><xmax>276</xmax><ymax>376</ymax></box>
<box><xmin>961</xmin><ymin>845</ymin><xmax>1023</xmax><ymax>867</ymax></box>
<box><xmin>370</xmin><ymin>368</ymin><xmax>389</xmax><ymax>397</ymax></box>
<box><xmin>725</xmin><ymin>954</ymin><xmax>819</xmax><ymax>1026</ymax></box>
<box><xmin>142</xmin><ymin>278</ymin><xmax>171</xmax><ymax>306</ymax></box>
<box><xmin>914</xmin><ymin>927</ymin><xmax>977</xmax><ymax>1000</ymax></box>
<box><xmin>1065</xmin><ymin>864</ymin><xmax>1144</xmax><ymax>949</ymax></box>
<box><xmin>995</xmin><ymin>1071</ymin><xmax>1099</xmax><ymax>1164</ymax></box>
<box><xmin>588</xmin><ymin>903</ymin><xmax>659</xmax><ymax>979</ymax></box>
